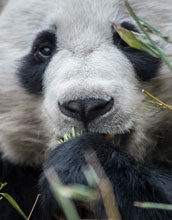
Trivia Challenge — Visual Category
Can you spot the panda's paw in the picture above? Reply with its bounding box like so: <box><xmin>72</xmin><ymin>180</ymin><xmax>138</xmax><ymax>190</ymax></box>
<box><xmin>39</xmin><ymin>134</ymin><xmax>172</xmax><ymax>220</ymax></box>
<box><xmin>43</xmin><ymin>133</ymin><xmax>115</xmax><ymax>183</ymax></box>
<box><xmin>39</xmin><ymin>134</ymin><xmax>112</xmax><ymax>217</ymax></box>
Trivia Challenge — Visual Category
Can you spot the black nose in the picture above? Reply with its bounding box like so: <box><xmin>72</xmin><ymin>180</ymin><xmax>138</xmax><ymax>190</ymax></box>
<box><xmin>58</xmin><ymin>98</ymin><xmax>114</xmax><ymax>122</ymax></box>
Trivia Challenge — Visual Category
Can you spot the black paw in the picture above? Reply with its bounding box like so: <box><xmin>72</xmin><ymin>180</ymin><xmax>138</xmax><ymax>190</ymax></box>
<box><xmin>39</xmin><ymin>134</ymin><xmax>172</xmax><ymax>220</ymax></box>
<box><xmin>39</xmin><ymin>134</ymin><xmax>112</xmax><ymax>218</ymax></box>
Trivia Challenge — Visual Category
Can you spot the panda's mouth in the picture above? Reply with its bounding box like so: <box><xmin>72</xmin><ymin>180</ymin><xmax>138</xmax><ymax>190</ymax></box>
<box><xmin>56</xmin><ymin>131</ymin><xmax>132</xmax><ymax>149</ymax></box>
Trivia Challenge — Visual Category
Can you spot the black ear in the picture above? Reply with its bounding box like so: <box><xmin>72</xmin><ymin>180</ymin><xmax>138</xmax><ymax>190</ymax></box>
<box><xmin>0</xmin><ymin>0</ymin><xmax>8</xmax><ymax>13</ymax></box>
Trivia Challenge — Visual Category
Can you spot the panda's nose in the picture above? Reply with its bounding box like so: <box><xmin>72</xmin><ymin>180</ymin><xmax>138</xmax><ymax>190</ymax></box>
<box><xmin>58</xmin><ymin>98</ymin><xmax>114</xmax><ymax>123</ymax></box>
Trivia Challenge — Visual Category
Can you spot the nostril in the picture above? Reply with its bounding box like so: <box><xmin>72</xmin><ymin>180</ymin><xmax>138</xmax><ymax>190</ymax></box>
<box><xmin>58</xmin><ymin>101</ymin><xmax>83</xmax><ymax>121</ymax></box>
<box><xmin>86</xmin><ymin>98</ymin><xmax>114</xmax><ymax>117</ymax></box>
<box><xmin>61</xmin><ymin>102</ymin><xmax>81</xmax><ymax>113</ymax></box>
<box><xmin>58</xmin><ymin>98</ymin><xmax>114</xmax><ymax>122</ymax></box>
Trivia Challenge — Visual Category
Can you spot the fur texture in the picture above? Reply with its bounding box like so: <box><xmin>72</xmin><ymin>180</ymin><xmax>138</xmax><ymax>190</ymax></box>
<box><xmin>0</xmin><ymin>0</ymin><xmax>172</xmax><ymax>164</ymax></box>
<box><xmin>40</xmin><ymin>134</ymin><xmax>172</xmax><ymax>220</ymax></box>
<box><xmin>0</xmin><ymin>0</ymin><xmax>172</xmax><ymax>219</ymax></box>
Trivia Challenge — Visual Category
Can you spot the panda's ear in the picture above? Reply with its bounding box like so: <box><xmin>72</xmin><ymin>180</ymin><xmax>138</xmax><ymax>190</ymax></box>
<box><xmin>0</xmin><ymin>0</ymin><xmax>8</xmax><ymax>13</ymax></box>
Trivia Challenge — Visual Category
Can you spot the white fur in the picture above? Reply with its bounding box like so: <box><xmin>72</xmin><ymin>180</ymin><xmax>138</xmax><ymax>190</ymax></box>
<box><xmin>0</xmin><ymin>0</ymin><xmax>172</xmax><ymax>165</ymax></box>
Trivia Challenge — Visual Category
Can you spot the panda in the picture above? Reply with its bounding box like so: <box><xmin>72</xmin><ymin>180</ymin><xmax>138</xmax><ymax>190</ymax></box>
<box><xmin>0</xmin><ymin>0</ymin><xmax>172</xmax><ymax>219</ymax></box>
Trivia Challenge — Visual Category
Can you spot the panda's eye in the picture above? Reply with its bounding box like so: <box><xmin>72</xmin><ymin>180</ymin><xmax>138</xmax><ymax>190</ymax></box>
<box><xmin>32</xmin><ymin>31</ymin><xmax>56</xmax><ymax>62</ymax></box>
<box><xmin>39</xmin><ymin>46</ymin><xmax>53</xmax><ymax>57</ymax></box>
<box><xmin>33</xmin><ymin>44</ymin><xmax>53</xmax><ymax>61</ymax></box>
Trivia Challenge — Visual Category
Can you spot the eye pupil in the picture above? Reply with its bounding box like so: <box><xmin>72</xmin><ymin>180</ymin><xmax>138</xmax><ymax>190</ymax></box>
<box><xmin>32</xmin><ymin>32</ymin><xmax>57</xmax><ymax>62</ymax></box>
<box><xmin>39</xmin><ymin>47</ymin><xmax>52</xmax><ymax>56</ymax></box>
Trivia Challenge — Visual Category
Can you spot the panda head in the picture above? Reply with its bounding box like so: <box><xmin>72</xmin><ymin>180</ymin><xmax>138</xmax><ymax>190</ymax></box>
<box><xmin>0</xmin><ymin>0</ymin><xmax>171</xmax><ymax>166</ymax></box>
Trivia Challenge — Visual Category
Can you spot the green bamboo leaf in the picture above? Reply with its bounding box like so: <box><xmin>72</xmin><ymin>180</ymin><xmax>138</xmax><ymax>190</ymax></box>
<box><xmin>134</xmin><ymin>202</ymin><xmax>172</xmax><ymax>211</ymax></box>
<box><xmin>46</xmin><ymin>171</ymin><xmax>80</xmax><ymax>220</ymax></box>
<box><xmin>71</xmin><ymin>126</ymin><xmax>76</xmax><ymax>137</ymax></box>
<box><xmin>63</xmin><ymin>133</ymin><xmax>71</xmax><ymax>141</ymax></box>
<box><xmin>84</xmin><ymin>166</ymin><xmax>99</xmax><ymax>187</ymax></box>
<box><xmin>139</xmin><ymin>18</ymin><xmax>172</xmax><ymax>43</ymax></box>
<box><xmin>61</xmin><ymin>184</ymin><xmax>99</xmax><ymax>202</ymax></box>
<box><xmin>112</xmin><ymin>23</ymin><xmax>159</xmax><ymax>57</ymax></box>
<box><xmin>0</xmin><ymin>182</ymin><xmax>7</xmax><ymax>191</ymax></box>
<box><xmin>57</xmin><ymin>127</ymin><xmax>83</xmax><ymax>145</ymax></box>
<box><xmin>125</xmin><ymin>0</ymin><xmax>172</xmax><ymax>72</ymax></box>
<box><xmin>136</xmin><ymin>35</ymin><xmax>168</xmax><ymax>56</ymax></box>
<box><xmin>0</xmin><ymin>193</ymin><xmax>27</xmax><ymax>219</ymax></box>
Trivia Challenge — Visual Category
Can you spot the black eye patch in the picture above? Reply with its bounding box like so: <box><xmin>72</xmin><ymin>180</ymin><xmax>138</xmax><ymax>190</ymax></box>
<box><xmin>18</xmin><ymin>31</ymin><xmax>57</xmax><ymax>94</ymax></box>
<box><xmin>113</xmin><ymin>22</ymin><xmax>161</xmax><ymax>81</ymax></box>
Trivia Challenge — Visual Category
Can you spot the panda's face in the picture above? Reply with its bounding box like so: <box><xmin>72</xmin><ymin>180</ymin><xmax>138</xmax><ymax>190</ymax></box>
<box><xmin>0</xmin><ymin>0</ymin><xmax>162</xmax><ymax>164</ymax></box>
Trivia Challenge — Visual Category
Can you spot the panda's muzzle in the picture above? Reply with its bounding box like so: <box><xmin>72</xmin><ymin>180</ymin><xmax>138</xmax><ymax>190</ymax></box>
<box><xmin>58</xmin><ymin>98</ymin><xmax>114</xmax><ymax>123</ymax></box>
<box><xmin>57</xmin><ymin>97</ymin><xmax>132</xmax><ymax>149</ymax></box>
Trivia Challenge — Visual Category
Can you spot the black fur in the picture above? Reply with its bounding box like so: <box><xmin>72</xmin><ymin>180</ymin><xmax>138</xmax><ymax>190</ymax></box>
<box><xmin>123</xmin><ymin>48</ymin><xmax>161</xmax><ymax>81</ymax></box>
<box><xmin>40</xmin><ymin>134</ymin><xmax>172</xmax><ymax>220</ymax></box>
<box><xmin>113</xmin><ymin>22</ymin><xmax>161</xmax><ymax>81</ymax></box>
<box><xmin>0</xmin><ymin>155</ymin><xmax>45</xmax><ymax>220</ymax></box>
<box><xmin>18</xmin><ymin>31</ymin><xmax>57</xmax><ymax>94</ymax></box>
<box><xmin>1</xmin><ymin>23</ymin><xmax>165</xmax><ymax>220</ymax></box>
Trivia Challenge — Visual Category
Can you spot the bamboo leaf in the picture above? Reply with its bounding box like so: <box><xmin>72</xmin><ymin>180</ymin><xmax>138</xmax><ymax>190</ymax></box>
<box><xmin>139</xmin><ymin>18</ymin><xmax>172</xmax><ymax>43</ymax></box>
<box><xmin>59</xmin><ymin>184</ymin><xmax>99</xmax><ymax>202</ymax></box>
<box><xmin>0</xmin><ymin>182</ymin><xmax>7</xmax><ymax>191</ymax></box>
<box><xmin>112</xmin><ymin>23</ymin><xmax>159</xmax><ymax>57</ymax></box>
<box><xmin>84</xmin><ymin>166</ymin><xmax>99</xmax><ymax>187</ymax></box>
<box><xmin>57</xmin><ymin>127</ymin><xmax>83</xmax><ymax>145</ymax></box>
<box><xmin>142</xmin><ymin>89</ymin><xmax>172</xmax><ymax>111</ymax></box>
<box><xmin>45</xmin><ymin>170</ymin><xmax>80</xmax><ymax>220</ymax></box>
<box><xmin>125</xmin><ymin>0</ymin><xmax>172</xmax><ymax>72</ymax></box>
<box><xmin>134</xmin><ymin>202</ymin><xmax>172</xmax><ymax>211</ymax></box>
<box><xmin>0</xmin><ymin>193</ymin><xmax>27</xmax><ymax>219</ymax></box>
